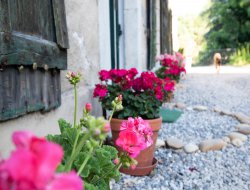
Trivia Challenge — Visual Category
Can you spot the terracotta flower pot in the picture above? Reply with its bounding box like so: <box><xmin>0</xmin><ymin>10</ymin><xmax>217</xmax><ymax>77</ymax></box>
<box><xmin>110</xmin><ymin>117</ymin><xmax>162</xmax><ymax>176</ymax></box>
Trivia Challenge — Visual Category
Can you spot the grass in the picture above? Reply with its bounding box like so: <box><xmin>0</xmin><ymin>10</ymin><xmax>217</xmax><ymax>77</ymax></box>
<box><xmin>229</xmin><ymin>44</ymin><xmax>250</xmax><ymax>66</ymax></box>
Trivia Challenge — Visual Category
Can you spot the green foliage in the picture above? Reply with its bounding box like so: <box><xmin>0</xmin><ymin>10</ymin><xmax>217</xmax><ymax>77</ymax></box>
<box><xmin>229</xmin><ymin>43</ymin><xmax>250</xmax><ymax>65</ymax></box>
<box><xmin>101</xmin><ymin>85</ymin><xmax>162</xmax><ymax>119</ymax></box>
<box><xmin>155</xmin><ymin>67</ymin><xmax>181</xmax><ymax>82</ymax></box>
<box><xmin>47</xmin><ymin>117</ymin><xmax>120</xmax><ymax>190</ymax></box>
<box><xmin>203</xmin><ymin>0</ymin><xmax>250</xmax><ymax>50</ymax></box>
<box><xmin>178</xmin><ymin>14</ymin><xmax>209</xmax><ymax>64</ymax></box>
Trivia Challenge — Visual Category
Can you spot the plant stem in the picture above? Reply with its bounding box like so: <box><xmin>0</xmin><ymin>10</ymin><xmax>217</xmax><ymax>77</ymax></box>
<box><xmin>65</xmin><ymin>84</ymin><xmax>79</xmax><ymax>172</ymax></box>
<box><xmin>77</xmin><ymin>147</ymin><xmax>93</xmax><ymax>175</ymax></box>
<box><xmin>108</xmin><ymin>108</ymin><xmax>116</xmax><ymax>122</ymax></box>
<box><xmin>65</xmin><ymin>132</ymin><xmax>89</xmax><ymax>172</ymax></box>
<box><xmin>73</xmin><ymin>84</ymin><xmax>77</xmax><ymax>128</ymax></box>
<box><xmin>65</xmin><ymin>130</ymin><xmax>80</xmax><ymax>172</ymax></box>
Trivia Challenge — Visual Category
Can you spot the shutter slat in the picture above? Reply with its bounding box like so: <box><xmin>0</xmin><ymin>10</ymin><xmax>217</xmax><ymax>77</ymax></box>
<box><xmin>0</xmin><ymin>0</ymin><xmax>10</xmax><ymax>32</ymax></box>
<box><xmin>0</xmin><ymin>32</ymin><xmax>67</xmax><ymax>69</ymax></box>
<box><xmin>0</xmin><ymin>67</ymin><xmax>61</xmax><ymax>121</ymax></box>
<box><xmin>52</xmin><ymin>0</ymin><xmax>69</xmax><ymax>49</ymax></box>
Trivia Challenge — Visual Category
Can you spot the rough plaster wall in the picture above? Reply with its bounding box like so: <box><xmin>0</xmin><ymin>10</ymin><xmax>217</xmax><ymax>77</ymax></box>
<box><xmin>140</xmin><ymin>0</ymin><xmax>148</xmax><ymax>71</ymax></box>
<box><xmin>155</xmin><ymin>0</ymin><xmax>161</xmax><ymax>57</ymax></box>
<box><xmin>0</xmin><ymin>0</ymin><xmax>102</xmax><ymax>158</ymax></box>
<box><xmin>62</xmin><ymin>0</ymin><xmax>100</xmax><ymax>90</ymax></box>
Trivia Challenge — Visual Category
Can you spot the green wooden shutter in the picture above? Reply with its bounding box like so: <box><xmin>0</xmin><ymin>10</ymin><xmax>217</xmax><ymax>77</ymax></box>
<box><xmin>147</xmin><ymin>0</ymin><xmax>157</xmax><ymax>70</ymax></box>
<box><xmin>109</xmin><ymin>0</ymin><xmax>121</xmax><ymax>69</ymax></box>
<box><xmin>160</xmin><ymin>0</ymin><xmax>173</xmax><ymax>54</ymax></box>
<box><xmin>0</xmin><ymin>0</ymin><xmax>68</xmax><ymax>121</ymax></box>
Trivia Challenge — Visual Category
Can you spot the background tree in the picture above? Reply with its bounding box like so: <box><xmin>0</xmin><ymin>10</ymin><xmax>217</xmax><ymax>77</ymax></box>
<box><xmin>198</xmin><ymin>0</ymin><xmax>250</xmax><ymax>65</ymax></box>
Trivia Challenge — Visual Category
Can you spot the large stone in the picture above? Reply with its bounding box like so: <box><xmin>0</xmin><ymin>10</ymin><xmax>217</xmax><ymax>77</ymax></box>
<box><xmin>222</xmin><ymin>136</ymin><xmax>230</xmax><ymax>143</ymax></box>
<box><xmin>199</xmin><ymin>139</ymin><xmax>227</xmax><ymax>152</ymax></box>
<box><xmin>220</xmin><ymin>110</ymin><xmax>233</xmax><ymax>116</ymax></box>
<box><xmin>166</xmin><ymin>137</ymin><xmax>184</xmax><ymax>149</ymax></box>
<box><xmin>183</xmin><ymin>143</ymin><xmax>199</xmax><ymax>153</ymax></box>
<box><xmin>193</xmin><ymin>105</ymin><xmax>208</xmax><ymax>111</ymax></box>
<box><xmin>235</xmin><ymin>124</ymin><xmax>250</xmax><ymax>135</ymax></box>
<box><xmin>156</xmin><ymin>139</ymin><xmax>166</xmax><ymax>148</ymax></box>
<box><xmin>228</xmin><ymin>132</ymin><xmax>247</xmax><ymax>142</ymax></box>
<box><xmin>175</xmin><ymin>102</ymin><xmax>186</xmax><ymax>109</ymax></box>
<box><xmin>231</xmin><ymin>139</ymin><xmax>243</xmax><ymax>147</ymax></box>
<box><xmin>234</xmin><ymin>113</ymin><xmax>250</xmax><ymax>124</ymax></box>
<box><xmin>213</xmin><ymin>107</ymin><xmax>222</xmax><ymax>113</ymax></box>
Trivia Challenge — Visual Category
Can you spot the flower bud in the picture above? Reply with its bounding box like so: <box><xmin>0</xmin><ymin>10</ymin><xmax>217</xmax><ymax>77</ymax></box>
<box><xmin>116</xmin><ymin>104</ymin><xmax>123</xmax><ymax>111</ymax></box>
<box><xmin>130</xmin><ymin>164</ymin><xmax>136</xmax><ymax>170</ymax></box>
<box><xmin>94</xmin><ymin>128</ymin><xmax>101</xmax><ymax>136</ymax></box>
<box><xmin>118</xmin><ymin>94</ymin><xmax>122</xmax><ymax>102</ymax></box>
<box><xmin>111</xmin><ymin>101</ymin><xmax>116</xmax><ymax>107</ymax></box>
<box><xmin>71</xmin><ymin>72</ymin><xmax>76</xmax><ymax>78</ymax></box>
<box><xmin>85</xmin><ymin>103</ymin><xmax>92</xmax><ymax>113</ymax></box>
<box><xmin>113</xmin><ymin>158</ymin><xmax>120</xmax><ymax>165</ymax></box>
<box><xmin>123</xmin><ymin>162</ymin><xmax>130</xmax><ymax>168</ymax></box>
<box><xmin>102</xmin><ymin>123</ymin><xmax>111</xmax><ymax>133</ymax></box>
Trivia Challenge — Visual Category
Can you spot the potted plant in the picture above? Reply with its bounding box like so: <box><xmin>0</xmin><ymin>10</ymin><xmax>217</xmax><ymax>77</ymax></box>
<box><xmin>93</xmin><ymin>68</ymin><xmax>175</xmax><ymax>175</ymax></box>
<box><xmin>46</xmin><ymin>71</ymin><xmax>138</xmax><ymax>189</ymax></box>
<box><xmin>155</xmin><ymin>52</ymin><xmax>186</xmax><ymax>83</ymax></box>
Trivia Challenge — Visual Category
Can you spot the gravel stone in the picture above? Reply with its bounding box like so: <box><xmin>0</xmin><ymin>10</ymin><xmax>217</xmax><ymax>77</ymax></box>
<box><xmin>166</xmin><ymin>137</ymin><xmax>184</xmax><ymax>149</ymax></box>
<box><xmin>222</xmin><ymin>137</ymin><xmax>231</xmax><ymax>143</ymax></box>
<box><xmin>175</xmin><ymin>102</ymin><xmax>186</xmax><ymax>109</ymax></box>
<box><xmin>234</xmin><ymin>113</ymin><xmax>250</xmax><ymax>124</ymax></box>
<box><xmin>184</xmin><ymin>143</ymin><xmax>199</xmax><ymax>153</ymax></box>
<box><xmin>228</xmin><ymin>132</ymin><xmax>248</xmax><ymax>142</ymax></box>
<box><xmin>199</xmin><ymin>139</ymin><xmax>227</xmax><ymax>152</ymax></box>
<box><xmin>236</xmin><ymin>124</ymin><xmax>250</xmax><ymax>135</ymax></box>
<box><xmin>193</xmin><ymin>105</ymin><xmax>208</xmax><ymax>111</ymax></box>
<box><xmin>156</xmin><ymin>139</ymin><xmax>165</xmax><ymax>148</ymax></box>
<box><xmin>231</xmin><ymin>139</ymin><xmax>244</xmax><ymax>147</ymax></box>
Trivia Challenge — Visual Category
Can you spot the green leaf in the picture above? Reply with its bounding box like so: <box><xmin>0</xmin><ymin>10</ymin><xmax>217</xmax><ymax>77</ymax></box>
<box><xmin>74</xmin><ymin>152</ymin><xmax>91</xmax><ymax>178</ymax></box>
<box><xmin>84</xmin><ymin>182</ymin><xmax>98</xmax><ymax>190</ymax></box>
<box><xmin>58</xmin><ymin>119</ymin><xmax>72</xmax><ymax>133</ymax></box>
<box><xmin>64</xmin><ymin>127</ymin><xmax>78</xmax><ymax>146</ymax></box>
<box><xmin>102</xmin><ymin>145</ymin><xmax>118</xmax><ymax>159</ymax></box>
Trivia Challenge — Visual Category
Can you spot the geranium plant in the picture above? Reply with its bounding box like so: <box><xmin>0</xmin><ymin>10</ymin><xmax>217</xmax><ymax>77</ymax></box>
<box><xmin>93</xmin><ymin>68</ymin><xmax>175</xmax><ymax>119</ymax></box>
<box><xmin>46</xmin><ymin>71</ymin><xmax>136</xmax><ymax>190</ymax></box>
<box><xmin>155</xmin><ymin>52</ymin><xmax>186</xmax><ymax>82</ymax></box>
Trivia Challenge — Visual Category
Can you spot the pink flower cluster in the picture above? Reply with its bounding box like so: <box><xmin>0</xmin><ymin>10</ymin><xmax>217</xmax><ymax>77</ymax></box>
<box><xmin>116</xmin><ymin>117</ymin><xmax>153</xmax><ymax>158</ymax></box>
<box><xmin>0</xmin><ymin>131</ymin><xmax>83</xmax><ymax>190</ymax></box>
<box><xmin>93</xmin><ymin>84</ymin><xmax>108</xmax><ymax>99</ymax></box>
<box><xmin>156</xmin><ymin>52</ymin><xmax>186</xmax><ymax>76</ymax></box>
<box><xmin>99</xmin><ymin>68</ymin><xmax>138</xmax><ymax>83</ymax></box>
<box><xmin>93</xmin><ymin>68</ymin><xmax>175</xmax><ymax>102</ymax></box>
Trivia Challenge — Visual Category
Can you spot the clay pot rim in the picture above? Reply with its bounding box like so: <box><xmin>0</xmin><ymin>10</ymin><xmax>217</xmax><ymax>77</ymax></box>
<box><xmin>120</xmin><ymin>157</ymin><xmax>158</xmax><ymax>176</ymax></box>
<box><xmin>110</xmin><ymin>117</ymin><xmax>162</xmax><ymax>131</ymax></box>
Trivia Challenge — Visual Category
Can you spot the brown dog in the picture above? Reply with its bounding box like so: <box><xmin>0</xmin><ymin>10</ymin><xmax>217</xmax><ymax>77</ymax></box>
<box><xmin>213</xmin><ymin>53</ymin><xmax>222</xmax><ymax>73</ymax></box>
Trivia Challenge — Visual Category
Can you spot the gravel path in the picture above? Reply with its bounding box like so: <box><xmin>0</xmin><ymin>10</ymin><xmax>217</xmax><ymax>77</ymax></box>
<box><xmin>111</xmin><ymin>67</ymin><xmax>250</xmax><ymax>190</ymax></box>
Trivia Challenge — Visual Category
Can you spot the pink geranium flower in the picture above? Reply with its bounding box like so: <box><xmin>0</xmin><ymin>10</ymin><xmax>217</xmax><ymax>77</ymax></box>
<box><xmin>116</xmin><ymin>130</ymin><xmax>146</xmax><ymax>158</ymax></box>
<box><xmin>0</xmin><ymin>131</ymin><xmax>83</xmax><ymax>190</ymax></box>
<box><xmin>47</xmin><ymin>171</ymin><xmax>83</xmax><ymax>190</ymax></box>
<box><xmin>117</xmin><ymin>117</ymin><xmax>153</xmax><ymax>158</ymax></box>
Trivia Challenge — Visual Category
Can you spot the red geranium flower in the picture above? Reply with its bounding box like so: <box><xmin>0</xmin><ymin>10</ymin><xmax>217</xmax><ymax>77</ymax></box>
<box><xmin>93</xmin><ymin>84</ymin><xmax>108</xmax><ymax>98</ymax></box>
